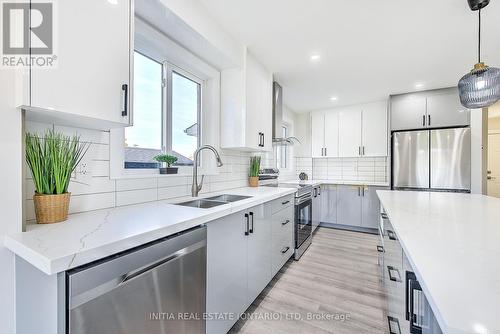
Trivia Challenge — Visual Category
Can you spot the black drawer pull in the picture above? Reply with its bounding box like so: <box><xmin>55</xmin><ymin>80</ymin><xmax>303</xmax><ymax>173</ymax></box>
<box><xmin>387</xmin><ymin>316</ymin><xmax>401</xmax><ymax>334</ymax></box>
<box><xmin>281</xmin><ymin>200</ymin><xmax>290</xmax><ymax>205</ymax></box>
<box><xmin>249</xmin><ymin>212</ymin><xmax>254</xmax><ymax>234</ymax></box>
<box><xmin>387</xmin><ymin>266</ymin><xmax>402</xmax><ymax>282</ymax></box>
<box><xmin>282</xmin><ymin>220</ymin><xmax>290</xmax><ymax>226</ymax></box>
<box><xmin>121</xmin><ymin>84</ymin><xmax>128</xmax><ymax>116</ymax></box>
<box><xmin>380</xmin><ymin>212</ymin><xmax>388</xmax><ymax>219</ymax></box>
<box><xmin>377</xmin><ymin>245</ymin><xmax>384</xmax><ymax>253</ymax></box>
<box><xmin>387</xmin><ymin>230</ymin><xmax>397</xmax><ymax>241</ymax></box>
<box><xmin>244</xmin><ymin>213</ymin><xmax>249</xmax><ymax>236</ymax></box>
<box><xmin>281</xmin><ymin>246</ymin><xmax>290</xmax><ymax>254</ymax></box>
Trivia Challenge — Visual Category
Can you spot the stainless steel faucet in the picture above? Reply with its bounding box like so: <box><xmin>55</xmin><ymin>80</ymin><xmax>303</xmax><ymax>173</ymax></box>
<box><xmin>191</xmin><ymin>145</ymin><xmax>223</xmax><ymax>197</ymax></box>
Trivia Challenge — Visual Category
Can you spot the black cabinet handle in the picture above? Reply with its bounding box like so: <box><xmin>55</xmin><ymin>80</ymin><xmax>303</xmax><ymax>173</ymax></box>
<box><xmin>249</xmin><ymin>212</ymin><xmax>254</xmax><ymax>233</ymax></box>
<box><xmin>262</xmin><ymin>133</ymin><xmax>265</xmax><ymax>147</ymax></box>
<box><xmin>318</xmin><ymin>187</ymin><xmax>321</xmax><ymax>196</ymax></box>
<box><xmin>282</xmin><ymin>200</ymin><xmax>290</xmax><ymax>205</ymax></box>
<box><xmin>428</xmin><ymin>114</ymin><xmax>431</xmax><ymax>126</ymax></box>
<box><xmin>406</xmin><ymin>271</ymin><xmax>423</xmax><ymax>332</ymax></box>
<box><xmin>358</xmin><ymin>187</ymin><xmax>361</xmax><ymax>196</ymax></box>
<box><xmin>387</xmin><ymin>266</ymin><xmax>401</xmax><ymax>282</ymax></box>
<box><xmin>377</xmin><ymin>245</ymin><xmax>384</xmax><ymax>253</ymax></box>
<box><xmin>282</xmin><ymin>219</ymin><xmax>290</xmax><ymax>226</ymax></box>
<box><xmin>358</xmin><ymin>146</ymin><xmax>361</xmax><ymax>156</ymax></box>
<box><xmin>387</xmin><ymin>230</ymin><xmax>397</xmax><ymax>241</ymax></box>
<box><xmin>422</xmin><ymin>115</ymin><xmax>426</xmax><ymax>126</ymax></box>
<box><xmin>324</xmin><ymin>147</ymin><xmax>327</xmax><ymax>156</ymax></box>
<box><xmin>121</xmin><ymin>84</ymin><xmax>128</xmax><ymax>116</ymax></box>
<box><xmin>281</xmin><ymin>246</ymin><xmax>290</xmax><ymax>254</ymax></box>
<box><xmin>381</xmin><ymin>212</ymin><xmax>388</xmax><ymax>219</ymax></box>
<box><xmin>362</xmin><ymin>146</ymin><xmax>365</xmax><ymax>156</ymax></box>
<box><xmin>244</xmin><ymin>213</ymin><xmax>249</xmax><ymax>236</ymax></box>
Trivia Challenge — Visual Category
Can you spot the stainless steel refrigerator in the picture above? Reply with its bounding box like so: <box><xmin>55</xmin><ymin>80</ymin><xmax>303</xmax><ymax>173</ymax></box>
<box><xmin>392</xmin><ymin>128</ymin><xmax>471</xmax><ymax>192</ymax></box>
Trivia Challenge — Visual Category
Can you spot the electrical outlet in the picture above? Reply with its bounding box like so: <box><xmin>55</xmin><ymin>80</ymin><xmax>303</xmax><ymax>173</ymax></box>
<box><xmin>73</xmin><ymin>159</ymin><xmax>92</xmax><ymax>185</ymax></box>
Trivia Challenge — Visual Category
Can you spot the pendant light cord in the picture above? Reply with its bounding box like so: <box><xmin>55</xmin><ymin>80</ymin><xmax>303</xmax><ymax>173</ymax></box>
<box><xmin>478</xmin><ymin>8</ymin><xmax>481</xmax><ymax>63</ymax></box>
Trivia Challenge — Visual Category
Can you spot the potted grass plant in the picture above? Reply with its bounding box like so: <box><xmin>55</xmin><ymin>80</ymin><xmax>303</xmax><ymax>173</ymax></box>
<box><xmin>25</xmin><ymin>130</ymin><xmax>89</xmax><ymax>224</ymax></box>
<box><xmin>153</xmin><ymin>154</ymin><xmax>178</xmax><ymax>174</ymax></box>
<box><xmin>249</xmin><ymin>156</ymin><xmax>261</xmax><ymax>187</ymax></box>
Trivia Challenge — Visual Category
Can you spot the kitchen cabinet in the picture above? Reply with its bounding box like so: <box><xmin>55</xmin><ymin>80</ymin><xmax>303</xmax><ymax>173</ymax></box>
<box><xmin>426</xmin><ymin>89</ymin><xmax>469</xmax><ymax>128</ymax></box>
<box><xmin>338</xmin><ymin>107</ymin><xmax>362</xmax><ymax>157</ymax></box>
<box><xmin>336</xmin><ymin>185</ymin><xmax>388</xmax><ymax>228</ymax></box>
<box><xmin>312</xmin><ymin>186</ymin><xmax>322</xmax><ymax>232</ymax></box>
<box><xmin>362</xmin><ymin>102</ymin><xmax>388</xmax><ymax>156</ymax></box>
<box><xmin>314</xmin><ymin>101</ymin><xmax>387</xmax><ymax>158</ymax></box>
<box><xmin>271</xmin><ymin>203</ymin><xmax>294</xmax><ymax>277</ymax></box>
<box><xmin>337</xmin><ymin>185</ymin><xmax>363</xmax><ymax>227</ymax></box>
<box><xmin>391</xmin><ymin>88</ymin><xmax>469</xmax><ymax>131</ymax></box>
<box><xmin>311</xmin><ymin>111</ymin><xmax>339</xmax><ymax>157</ymax></box>
<box><xmin>207</xmin><ymin>212</ymin><xmax>248</xmax><ymax>334</ymax></box>
<box><xmin>27</xmin><ymin>0</ymin><xmax>133</xmax><ymax>126</ymax></box>
<box><xmin>221</xmin><ymin>50</ymin><xmax>273</xmax><ymax>152</ymax></box>
<box><xmin>207</xmin><ymin>196</ymin><xmax>292</xmax><ymax>334</ymax></box>
<box><xmin>321</xmin><ymin>185</ymin><xmax>337</xmax><ymax>225</ymax></box>
<box><xmin>361</xmin><ymin>186</ymin><xmax>384</xmax><ymax>229</ymax></box>
<box><xmin>246</xmin><ymin>205</ymin><xmax>272</xmax><ymax>306</ymax></box>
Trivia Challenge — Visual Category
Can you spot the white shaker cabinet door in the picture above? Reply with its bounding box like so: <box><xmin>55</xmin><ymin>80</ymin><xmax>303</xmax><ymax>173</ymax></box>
<box><xmin>426</xmin><ymin>88</ymin><xmax>469</xmax><ymax>128</ymax></box>
<box><xmin>30</xmin><ymin>0</ymin><xmax>132</xmax><ymax>125</ymax></box>
<box><xmin>246</xmin><ymin>204</ymin><xmax>272</xmax><ymax>307</ymax></box>
<box><xmin>324</xmin><ymin>111</ymin><xmax>339</xmax><ymax>157</ymax></box>
<box><xmin>362</xmin><ymin>102</ymin><xmax>388</xmax><ymax>157</ymax></box>
<box><xmin>390</xmin><ymin>94</ymin><xmax>427</xmax><ymax>131</ymax></box>
<box><xmin>321</xmin><ymin>185</ymin><xmax>337</xmax><ymax>224</ymax></box>
<box><xmin>337</xmin><ymin>185</ymin><xmax>362</xmax><ymax>226</ymax></box>
<box><xmin>207</xmin><ymin>212</ymin><xmax>248</xmax><ymax>334</ymax></box>
<box><xmin>338</xmin><ymin>108</ymin><xmax>362</xmax><ymax>157</ymax></box>
<box><xmin>311</xmin><ymin>112</ymin><xmax>325</xmax><ymax>158</ymax></box>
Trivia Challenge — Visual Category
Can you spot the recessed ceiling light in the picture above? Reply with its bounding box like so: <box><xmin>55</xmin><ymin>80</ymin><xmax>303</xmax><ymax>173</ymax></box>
<box><xmin>310</xmin><ymin>54</ymin><xmax>321</xmax><ymax>62</ymax></box>
<box><xmin>415</xmin><ymin>83</ymin><xmax>424</xmax><ymax>89</ymax></box>
<box><xmin>330</xmin><ymin>96</ymin><xmax>338</xmax><ymax>101</ymax></box>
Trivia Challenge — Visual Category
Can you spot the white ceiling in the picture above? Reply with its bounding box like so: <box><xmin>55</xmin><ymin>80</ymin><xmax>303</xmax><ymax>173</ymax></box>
<box><xmin>199</xmin><ymin>0</ymin><xmax>500</xmax><ymax>112</ymax></box>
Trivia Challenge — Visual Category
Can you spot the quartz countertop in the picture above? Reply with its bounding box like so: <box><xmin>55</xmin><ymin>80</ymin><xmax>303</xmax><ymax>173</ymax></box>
<box><xmin>377</xmin><ymin>190</ymin><xmax>500</xmax><ymax>334</ymax></box>
<box><xmin>5</xmin><ymin>186</ymin><xmax>296</xmax><ymax>275</ymax></box>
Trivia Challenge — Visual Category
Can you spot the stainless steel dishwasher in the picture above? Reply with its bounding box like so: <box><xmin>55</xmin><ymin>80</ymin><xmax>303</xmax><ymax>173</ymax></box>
<box><xmin>66</xmin><ymin>226</ymin><xmax>206</xmax><ymax>334</ymax></box>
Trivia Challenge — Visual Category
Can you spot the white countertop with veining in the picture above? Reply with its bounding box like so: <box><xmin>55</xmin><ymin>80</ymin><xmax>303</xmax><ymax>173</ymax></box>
<box><xmin>5</xmin><ymin>187</ymin><xmax>296</xmax><ymax>275</ymax></box>
<box><xmin>377</xmin><ymin>190</ymin><xmax>500</xmax><ymax>334</ymax></box>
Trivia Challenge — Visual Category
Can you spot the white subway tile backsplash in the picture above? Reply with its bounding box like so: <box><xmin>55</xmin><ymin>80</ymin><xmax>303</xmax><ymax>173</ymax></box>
<box><xmin>116</xmin><ymin>189</ymin><xmax>158</xmax><ymax>206</ymax></box>
<box><xmin>116</xmin><ymin>178</ymin><xmax>157</xmax><ymax>192</ymax></box>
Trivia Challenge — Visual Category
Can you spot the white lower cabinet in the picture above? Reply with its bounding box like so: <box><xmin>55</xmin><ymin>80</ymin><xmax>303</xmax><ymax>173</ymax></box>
<box><xmin>336</xmin><ymin>185</ymin><xmax>388</xmax><ymax>229</ymax></box>
<box><xmin>207</xmin><ymin>196</ymin><xmax>294</xmax><ymax>334</ymax></box>
<box><xmin>320</xmin><ymin>185</ymin><xmax>338</xmax><ymax>225</ymax></box>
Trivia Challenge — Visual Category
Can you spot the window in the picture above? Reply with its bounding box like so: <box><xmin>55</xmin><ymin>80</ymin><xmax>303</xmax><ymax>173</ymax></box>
<box><xmin>278</xmin><ymin>126</ymin><xmax>288</xmax><ymax>169</ymax></box>
<box><xmin>124</xmin><ymin>51</ymin><xmax>202</xmax><ymax>169</ymax></box>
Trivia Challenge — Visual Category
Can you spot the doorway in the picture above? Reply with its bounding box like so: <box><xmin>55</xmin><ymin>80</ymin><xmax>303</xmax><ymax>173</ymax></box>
<box><xmin>487</xmin><ymin>101</ymin><xmax>500</xmax><ymax>198</ymax></box>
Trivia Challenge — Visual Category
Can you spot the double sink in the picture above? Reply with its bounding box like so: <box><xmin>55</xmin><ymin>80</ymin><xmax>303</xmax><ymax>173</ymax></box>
<box><xmin>176</xmin><ymin>194</ymin><xmax>252</xmax><ymax>209</ymax></box>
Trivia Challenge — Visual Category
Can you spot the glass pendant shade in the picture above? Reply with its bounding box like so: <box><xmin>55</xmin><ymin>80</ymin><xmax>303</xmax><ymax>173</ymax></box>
<box><xmin>458</xmin><ymin>63</ymin><xmax>500</xmax><ymax>108</ymax></box>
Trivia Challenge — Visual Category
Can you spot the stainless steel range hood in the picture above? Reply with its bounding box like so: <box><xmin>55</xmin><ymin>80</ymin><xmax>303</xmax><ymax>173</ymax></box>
<box><xmin>272</xmin><ymin>81</ymin><xmax>301</xmax><ymax>146</ymax></box>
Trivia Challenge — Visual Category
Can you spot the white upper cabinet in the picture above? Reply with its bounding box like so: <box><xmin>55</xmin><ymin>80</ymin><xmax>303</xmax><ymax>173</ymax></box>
<box><xmin>221</xmin><ymin>50</ymin><xmax>273</xmax><ymax>152</ymax></box>
<box><xmin>426</xmin><ymin>88</ymin><xmax>469</xmax><ymax>128</ymax></box>
<box><xmin>362</xmin><ymin>101</ymin><xmax>388</xmax><ymax>157</ymax></box>
<box><xmin>312</xmin><ymin>102</ymin><xmax>388</xmax><ymax>158</ymax></box>
<box><xmin>324</xmin><ymin>111</ymin><xmax>339</xmax><ymax>157</ymax></box>
<box><xmin>311</xmin><ymin>110</ymin><xmax>339</xmax><ymax>158</ymax></box>
<box><xmin>338</xmin><ymin>107</ymin><xmax>362</xmax><ymax>157</ymax></box>
<box><xmin>311</xmin><ymin>112</ymin><xmax>325</xmax><ymax>158</ymax></box>
<box><xmin>29</xmin><ymin>0</ymin><xmax>132</xmax><ymax>126</ymax></box>
<box><xmin>391</xmin><ymin>87</ymin><xmax>469</xmax><ymax>131</ymax></box>
<box><xmin>390</xmin><ymin>94</ymin><xmax>427</xmax><ymax>131</ymax></box>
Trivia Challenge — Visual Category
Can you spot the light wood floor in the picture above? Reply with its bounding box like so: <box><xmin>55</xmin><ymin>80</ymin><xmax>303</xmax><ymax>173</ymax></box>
<box><xmin>229</xmin><ymin>227</ymin><xmax>388</xmax><ymax>334</ymax></box>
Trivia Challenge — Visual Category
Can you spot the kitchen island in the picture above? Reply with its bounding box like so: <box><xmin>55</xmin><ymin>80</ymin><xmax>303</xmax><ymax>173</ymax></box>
<box><xmin>377</xmin><ymin>190</ymin><xmax>500</xmax><ymax>334</ymax></box>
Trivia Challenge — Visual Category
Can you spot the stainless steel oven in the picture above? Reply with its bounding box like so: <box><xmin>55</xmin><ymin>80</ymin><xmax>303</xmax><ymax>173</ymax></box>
<box><xmin>294</xmin><ymin>191</ymin><xmax>312</xmax><ymax>260</ymax></box>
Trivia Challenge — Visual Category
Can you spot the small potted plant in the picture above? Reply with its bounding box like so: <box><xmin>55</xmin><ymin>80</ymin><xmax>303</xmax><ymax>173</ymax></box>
<box><xmin>25</xmin><ymin>130</ymin><xmax>89</xmax><ymax>224</ymax></box>
<box><xmin>249</xmin><ymin>156</ymin><xmax>261</xmax><ymax>187</ymax></box>
<box><xmin>154</xmin><ymin>154</ymin><xmax>178</xmax><ymax>174</ymax></box>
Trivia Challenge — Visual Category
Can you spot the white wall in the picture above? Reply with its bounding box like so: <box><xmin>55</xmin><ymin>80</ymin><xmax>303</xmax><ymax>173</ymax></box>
<box><xmin>0</xmin><ymin>68</ymin><xmax>24</xmax><ymax>334</ymax></box>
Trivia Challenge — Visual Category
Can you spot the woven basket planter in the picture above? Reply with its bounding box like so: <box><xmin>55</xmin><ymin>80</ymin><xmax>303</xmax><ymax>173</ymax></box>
<box><xmin>33</xmin><ymin>193</ymin><xmax>71</xmax><ymax>224</ymax></box>
<box><xmin>249</xmin><ymin>176</ymin><xmax>259</xmax><ymax>187</ymax></box>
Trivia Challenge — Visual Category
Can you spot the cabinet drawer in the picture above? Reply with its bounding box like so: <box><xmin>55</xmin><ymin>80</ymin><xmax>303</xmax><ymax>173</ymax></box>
<box><xmin>270</xmin><ymin>195</ymin><xmax>294</xmax><ymax>214</ymax></box>
<box><xmin>271</xmin><ymin>206</ymin><xmax>294</xmax><ymax>276</ymax></box>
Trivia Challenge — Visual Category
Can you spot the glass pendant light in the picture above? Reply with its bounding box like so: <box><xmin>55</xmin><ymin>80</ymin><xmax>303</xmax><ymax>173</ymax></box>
<box><xmin>458</xmin><ymin>0</ymin><xmax>500</xmax><ymax>108</ymax></box>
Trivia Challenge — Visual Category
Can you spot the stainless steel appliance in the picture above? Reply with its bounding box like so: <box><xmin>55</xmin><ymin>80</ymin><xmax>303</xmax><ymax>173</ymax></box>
<box><xmin>67</xmin><ymin>227</ymin><xmax>207</xmax><ymax>334</ymax></box>
<box><xmin>272</xmin><ymin>82</ymin><xmax>301</xmax><ymax>145</ymax></box>
<box><xmin>259</xmin><ymin>169</ymin><xmax>312</xmax><ymax>260</ymax></box>
<box><xmin>392</xmin><ymin>127</ymin><xmax>471</xmax><ymax>192</ymax></box>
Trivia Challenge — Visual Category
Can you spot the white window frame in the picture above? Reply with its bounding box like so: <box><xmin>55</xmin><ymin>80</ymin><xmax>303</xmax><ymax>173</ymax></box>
<box><xmin>110</xmin><ymin>17</ymin><xmax>221</xmax><ymax>179</ymax></box>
